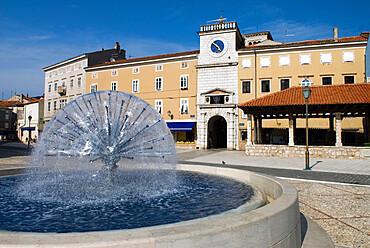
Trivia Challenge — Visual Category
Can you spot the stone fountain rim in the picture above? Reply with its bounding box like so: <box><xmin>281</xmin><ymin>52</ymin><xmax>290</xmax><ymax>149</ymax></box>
<box><xmin>0</xmin><ymin>164</ymin><xmax>300</xmax><ymax>248</ymax></box>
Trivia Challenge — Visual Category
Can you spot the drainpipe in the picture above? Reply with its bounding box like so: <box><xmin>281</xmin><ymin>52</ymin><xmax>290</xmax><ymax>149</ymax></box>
<box><xmin>254</xmin><ymin>49</ymin><xmax>257</xmax><ymax>100</ymax></box>
<box><xmin>254</xmin><ymin>49</ymin><xmax>258</xmax><ymax>144</ymax></box>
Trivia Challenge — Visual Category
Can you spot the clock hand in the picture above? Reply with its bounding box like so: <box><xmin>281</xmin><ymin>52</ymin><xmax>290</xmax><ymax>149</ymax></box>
<box><xmin>212</xmin><ymin>42</ymin><xmax>221</xmax><ymax>51</ymax></box>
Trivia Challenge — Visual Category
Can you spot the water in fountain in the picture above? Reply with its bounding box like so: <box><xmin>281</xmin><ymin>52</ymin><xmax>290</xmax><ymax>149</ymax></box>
<box><xmin>18</xmin><ymin>90</ymin><xmax>178</xmax><ymax>204</ymax></box>
<box><xmin>0</xmin><ymin>91</ymin><xmax>257</xmax><ymax>233</ymax></box>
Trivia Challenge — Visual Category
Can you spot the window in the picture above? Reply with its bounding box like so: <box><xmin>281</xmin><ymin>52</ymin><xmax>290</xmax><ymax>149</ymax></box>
<box><xmin>111</xmin><ymin>70</ymin><xmax>118</xmax><ymax>76</ymax></box>
<box><xmin>77</xmin><ymin>77</ymin><xmax>81</xmax><ymax>87</ymax></box>
<box><xmin>54</xmin><ymin>83</ymin><xmax>57</xmax><ymax>91</ymax></box>
<box><xmin>48</xmin><ymin>84</ymin><xmax>51</xmax><ymax>92</ymax></box>
<box><xmin>260</xmin><ymin>57</ymin><xmax>271</xmax><ymax>67</ymax></box>
<box><xmin>70</xmin><ymin>79</ymin><xmax>74</xmax><ymax>88</ymax></box>
<box><xmin>5</xmin><ymin>123</ymin><xmax>9</xmax><ymax>129</ymax></box>
<box><xmin>279</xmin><ymin>55</ymin><xmax>290</xmax><ymax>66</ymax></box>
<box><xmin>321</xmin><ymin>53</ymin><xmax>332</xmax><ymax>64</ymax></box>
<box><xmin>90</xmin><ymin>84</ymin><xmax>98</xmax><ymax>92</ymax></box>
<box><xmin>280</xmin><ymin>79</ymin><xmax>290</xmax><ymax>90</ymax></box>
<box><xmin>241</xmin><ymin>110</ymin><xmax>248</xmax><ymax>119</ymax></box>
<box><xmin>300</xmin><ymin>78</ymin><xmax>312</xmax><ymax>86</ymax></box>
<box><xmin>261</xmin><ymin>80</ymin><xmax>270</xmax><ymax>92</ymax></box>
<box><xmin>344</xmin><ymin>75</ymin><xmax>355</xmax><ymax>84</ymax></box>
<box><xmin>53</xmin><ymin>101</ymin><xmax>57</xmax><ymax>110</ymax></box>
<box><xmin>155</xmin><ymin>100</ymin><xmax>162</xmax><ymax>115</ymax></box>
<box><xmin>241</xmin><ymin>58</ymin><xmax>251</xmax><ymax>68</ymax></box>
<box><xmin>92</xmin><ymin>72</ymin><xmax>98</xmax><ymax>79</ymax></box>
<box><xmin>156</xmin><ymin>64</ymin><xmax>163</xmax><ymax>71</ymax></box>
<box><xmin>47</xmin><ymin>102</ymin><xmax>51</xmax><ymax>111</ymax></box>
<box><xmin>180</xmin><ymin>75</ymin><xmax>189</xmax><ymax>89</ymax></box>
<box><xmin>242</xmin><ymin>81</ymin><xmax>251</xmax><ymax>93</ymax></box>
<box><xmin>111</xmin><ymin>81</ymin><xmax>117</xmax><ymax>91</ymax></box>
<box><xmin>59</xmin><ymin>99</ymin><xmax>67</xmax><ymax>109</ymax></box>
<box><xmin>343</xmin><ymin>51</ymin><xmax>354</xmax><ymax>62</ymax></box>
<box><xmin>61</xmin><ymin>81</ymin><xmax>66</xmax><ymax>87</ymax></box>
<box><xmin>5</xmin><ymin>113</ymin><xmax>9</xmax><ymax>120</ymax></box>
<box><xmin>132</xmin><ymin>79</ymin><xmax>139</xmax><ymax>93</ymax></box>
<box><xmin>155</xmin><ymin>77</ymin><xmax>163</xmax><ymax>91</ymax></box>
<box><xmin>181</xmin><ymin>62</ymin><xmax>188</xmax><ymax>69</ymax></box>
<box><xmin>322</xmin><ymin>77</ymin><xmax>332</xmax><ymax>85</ymax></box>
<box><xmin>180</xmin><ymin>98</ymin><xmax>189</xmax><ymax>114</ymax></box>
<box><xmin>132</xmin><ymin>67</ymin><xmax>139</xmax><ymax>74</ymax></box>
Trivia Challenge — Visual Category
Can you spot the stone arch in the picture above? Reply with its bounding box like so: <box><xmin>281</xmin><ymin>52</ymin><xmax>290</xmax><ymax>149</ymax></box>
<box><xmin>207</xmin><ymin>115</ymin><xmax>227</xmax><ymax>149</ymax></box>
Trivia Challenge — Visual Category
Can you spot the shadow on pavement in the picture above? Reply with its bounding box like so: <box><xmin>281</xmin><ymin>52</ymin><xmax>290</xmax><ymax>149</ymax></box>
<box><xmin>0</xmin><ymin>141</ymin><xmax>32</xmax><ymax>159</ymax></box>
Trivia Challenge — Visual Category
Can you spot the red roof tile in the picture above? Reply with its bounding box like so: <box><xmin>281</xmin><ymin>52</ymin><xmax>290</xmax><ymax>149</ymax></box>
<box><xmin>238</xmin><ymin>83</ymin><xmax>370</xmax><ymax>108</ymax></box>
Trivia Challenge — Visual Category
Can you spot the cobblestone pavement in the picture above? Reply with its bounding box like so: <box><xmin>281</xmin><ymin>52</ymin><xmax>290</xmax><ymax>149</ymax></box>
<box><xmin>289</xmin><ymin>180</ymin><xmax>369</xmax><ymax>248</ymax></box>
<box><xmin>0</xmin><ymin>142</ymin><xmax>369</xmax><ymax>247</ymax></box>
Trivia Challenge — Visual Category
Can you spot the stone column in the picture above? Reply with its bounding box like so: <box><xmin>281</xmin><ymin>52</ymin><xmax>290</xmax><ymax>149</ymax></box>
<box><xmin>288</xmin><ymin>114</ymin><xmax>295</xmax><ymax>146</ymax></box>
<box><xmin>335</xmin><ymin>112</ymin><xmax>342</xmax><ymax>147</ymax></box>
<box><xmin>364</xmin><ymin>115</ymin><xmax>370</xmax><ymax>143</ymax></box>
<box><xmin>196</xmin><ymin>112</ymin><xmax>207</xmax><ymax>149</ymax></box>
<box><xmin>258</xmin><ymin>118</ymin><xmax>262</xmax><ymax>144</ymax></box>
<box><xmin>246</xmin><ymin>114</ymin><xmax>253</xmax><ymax>146</ymax></box>
<box><xmin>227</xmin><ymin>112</ymin><xmax>234</xmax><ymax>150</ymax></box>
<box><xmin>254</xmin><ymin>116</ymin><xmax>258</xmax><ymax>144</ymax></box>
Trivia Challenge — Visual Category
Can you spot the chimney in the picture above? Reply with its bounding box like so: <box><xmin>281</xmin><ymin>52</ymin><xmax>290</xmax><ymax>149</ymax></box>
<box><xmin>115</xmin><ymin>42</ymin><xmax>120</xmax><ymax>51</ymax></box>
<box><xmin>333</xmin><ymin>27</ymin><xmax>339</xmax><ymax>42</ymax></box>
<box><xmin>20</xmin><ymin>94</ymin><xmax>23</xmax><ymax>103</ymax></box>
<box><xmin>101</xmin><ymin>46</ymin><xmax>104</xmax><ymax>51</ymax></box>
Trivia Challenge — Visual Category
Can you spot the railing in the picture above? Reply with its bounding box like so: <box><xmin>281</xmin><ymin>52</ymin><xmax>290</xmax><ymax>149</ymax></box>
<box><xmin>200</xmin><ymin>22</ymin><xmax>236</xmax><ymax>32</ymax></box>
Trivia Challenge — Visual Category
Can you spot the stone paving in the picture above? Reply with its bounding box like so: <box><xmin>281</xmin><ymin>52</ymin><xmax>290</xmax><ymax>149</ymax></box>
<box><xmin>0</xmin><ymin>142</ymin><xmax>369</xmax><ymax>247</ymax></box>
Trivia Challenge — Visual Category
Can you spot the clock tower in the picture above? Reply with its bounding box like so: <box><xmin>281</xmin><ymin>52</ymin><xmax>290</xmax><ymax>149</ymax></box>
<box><xmin>196</xmin><ymin>18</ymin><xmax>244</xmax><ymax>150</ymax></box>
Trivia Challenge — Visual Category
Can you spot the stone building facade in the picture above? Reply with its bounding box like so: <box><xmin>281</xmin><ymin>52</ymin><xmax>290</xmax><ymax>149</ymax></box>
<box><xmin>79</xmin><ymin>19</ymin><xmax>368</xmax><ymax>150</ymax></box>
<box><xmin>42</xmin><ymin>43</ymin><xmax>126</xmax><ymax>127</ymax></box>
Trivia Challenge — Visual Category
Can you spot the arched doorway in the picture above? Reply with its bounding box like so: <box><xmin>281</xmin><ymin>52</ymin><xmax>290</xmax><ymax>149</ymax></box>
<box><xmin>207</xmin><ymin>116</ymin><xmax>227</xmax><ymax>148</ymax></box>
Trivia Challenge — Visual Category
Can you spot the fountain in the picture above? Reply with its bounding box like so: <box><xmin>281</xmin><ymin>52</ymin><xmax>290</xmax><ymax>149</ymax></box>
<box><xmin>0</xmin><ymin>91</ymin><xmax>302</xmax><ymax>247</ymax></box>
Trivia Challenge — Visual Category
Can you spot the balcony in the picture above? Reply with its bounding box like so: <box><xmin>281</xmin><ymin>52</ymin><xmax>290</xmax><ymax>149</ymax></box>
<box><xmin>58</xmin><ymin>86</ymin><xmax>66</xmax><ymax>96</ymax></box>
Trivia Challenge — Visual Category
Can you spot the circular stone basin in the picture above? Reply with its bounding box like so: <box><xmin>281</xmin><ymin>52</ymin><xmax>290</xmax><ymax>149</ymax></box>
<box><xmin>0</xmin><ymin>170</ymin><xmax>264</xmax><ymax>233</ymax></box>
<box><xmin>0</xmin><ymin>165</ymin><xmax>301</xmax><ymax>248</ymax></box>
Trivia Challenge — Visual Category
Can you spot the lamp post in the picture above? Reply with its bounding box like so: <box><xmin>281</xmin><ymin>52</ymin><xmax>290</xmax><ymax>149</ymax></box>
<box><xmin>302</xmin><ymin>86</ymin><xmax>312</xmax><ymax>170</ymax></box>
<box><xmin>27</xmin><ymin>114</ymin><xmax>32</xmax><ymax>150</ymax></box>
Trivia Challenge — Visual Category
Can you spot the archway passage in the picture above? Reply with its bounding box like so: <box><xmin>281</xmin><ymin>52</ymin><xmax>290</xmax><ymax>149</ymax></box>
<box><xmin>208</xmin><ymin>116</ymin><xmax>227</xmax><ymax>148</ymax></box>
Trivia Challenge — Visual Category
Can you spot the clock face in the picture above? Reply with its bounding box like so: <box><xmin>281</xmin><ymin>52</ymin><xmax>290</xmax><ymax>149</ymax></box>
<box><xmin>210</xmin><ymin>40</ymin><xmax>224</xmax><ymax>53</ymax></box>
<box><xmin>208</xmin><ymin>38</ymin><xmax>228</xmax><ymax>57</ymax></box>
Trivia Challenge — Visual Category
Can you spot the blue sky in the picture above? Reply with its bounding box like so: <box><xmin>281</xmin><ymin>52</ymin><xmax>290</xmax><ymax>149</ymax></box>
<box><xmin>0</xmin><ymin>0</ymin><xmax>369</xmax><ymax>98</ymax></box>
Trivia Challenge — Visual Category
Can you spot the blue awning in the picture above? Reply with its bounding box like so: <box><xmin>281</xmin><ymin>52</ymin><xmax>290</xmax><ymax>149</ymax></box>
<box><xmin>21</xmin><ymin>127</ymin><xmax>35</xmax><ymax>131</ymax></box>
<box><xmin>166</xmin><ymin>122</ymin><xmax>195</xmax><ymax>132</ymax></box>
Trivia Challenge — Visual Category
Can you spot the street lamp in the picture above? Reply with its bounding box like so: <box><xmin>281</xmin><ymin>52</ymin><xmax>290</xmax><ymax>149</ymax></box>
<box><xmin>302</xmin><ymin>85</ymin><xmax>312</xmax><ymax>170</ymax></box>
<box><xmin>27</xmin><ymin>114</ymin><xmax>32</xmax><ymax>150</ymax></box>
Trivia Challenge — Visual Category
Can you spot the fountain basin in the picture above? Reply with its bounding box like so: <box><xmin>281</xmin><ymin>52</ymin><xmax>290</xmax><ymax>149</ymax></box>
<box><xmin>0</xmin><ymin>164</ymin><xmax>301</xmax><ymax>248</ymax></box>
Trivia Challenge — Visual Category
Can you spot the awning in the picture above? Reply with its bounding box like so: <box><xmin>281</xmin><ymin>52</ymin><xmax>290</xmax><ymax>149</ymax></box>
<box><xmin>166</xmin><ymin>122</ymin><xmax>195</xmax><ymax>132</ymax></box>
<box><xmin>21</xmin><ymin>127</ymin><xmax>35</xmax><ymax>131</ymax></box>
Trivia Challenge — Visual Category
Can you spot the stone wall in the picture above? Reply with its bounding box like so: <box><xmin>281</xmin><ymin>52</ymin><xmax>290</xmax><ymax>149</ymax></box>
<box><xmin>245</xmin><ymin>145</ymin><xmax>370</xmax><ymax>159</ymax></box>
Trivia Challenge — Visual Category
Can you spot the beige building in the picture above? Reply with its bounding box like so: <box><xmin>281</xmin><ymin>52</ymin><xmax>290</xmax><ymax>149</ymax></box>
<box><xmin>85</xmin><ymin>20</ymin><xmax>368</xmax><ymax>150</ymax></box>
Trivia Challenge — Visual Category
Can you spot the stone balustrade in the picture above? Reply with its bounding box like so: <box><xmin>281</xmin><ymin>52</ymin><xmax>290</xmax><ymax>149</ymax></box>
<box><xmin>200</xmin><ymin>22</ymin><xmax>236</xmax><ymax>32</ymax></box>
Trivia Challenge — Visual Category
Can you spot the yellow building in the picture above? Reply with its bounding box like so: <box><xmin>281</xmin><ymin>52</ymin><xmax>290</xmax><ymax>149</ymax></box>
<box><xmin>85</xmin><ymin>20</ymin><xmax>368</xmax><ymax>150</ymax></box>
